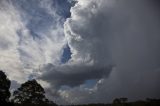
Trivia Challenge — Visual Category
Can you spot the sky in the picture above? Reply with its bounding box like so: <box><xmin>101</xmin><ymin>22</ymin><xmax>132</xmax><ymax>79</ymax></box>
<box><xmin>0</xmin><ymin>0</ymin><xmax>160</xmax><ymax>105</ymax></box>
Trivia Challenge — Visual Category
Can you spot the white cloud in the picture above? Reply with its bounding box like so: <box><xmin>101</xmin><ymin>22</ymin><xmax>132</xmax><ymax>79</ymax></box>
<box><xmin>0</xmin><ymin>1</ymin><xmax>28</xmax><ymax>82</ymax></box>
<box><xmin>0</xmin><ymin>0</ymin><xmax>67</xmax><ymax>83</ymax></box>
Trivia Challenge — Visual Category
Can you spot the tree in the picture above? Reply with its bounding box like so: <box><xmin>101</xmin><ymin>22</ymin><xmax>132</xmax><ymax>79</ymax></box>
<box><xmin>113</xmin><ymin>98</ymin><xmax>128</xmax><ymax>104</ymax></box>
<box><xmin>119</xmin><ymin>98</ymin><xmax>128</xmax><ymax>103</ymax></box>
<box><xmin>12</xmin><ymin>79</ymin><xmax>57</xmax><ymax>106</ymax></box>
<box><xmin>113</xmin><ymin>98</ymin><xmax>121</xmax><ymax>104</ymax></box>
<box><xmin>0</xmin><ymin>70</ymin><xmax>11</xmax><ymax>103</ymax></box>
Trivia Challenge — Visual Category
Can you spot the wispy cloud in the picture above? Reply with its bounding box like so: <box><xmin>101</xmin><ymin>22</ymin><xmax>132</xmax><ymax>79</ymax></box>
<box><xmin>0</xmin><ymin>0</ymin><xmax>71</xmax><ymax>83</ymax></box>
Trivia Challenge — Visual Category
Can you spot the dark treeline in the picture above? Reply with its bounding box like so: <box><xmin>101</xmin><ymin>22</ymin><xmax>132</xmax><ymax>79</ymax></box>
<box><xmin>0</xmin><ymin>70</ymin><xmax>57</xmax><ymax>106</ymax></box>
<box><xmin>67</xmin><ymin>98</ymin><xmax>160</xmax><ymax>106</ymax></box>
<box><xmin>0</xmin><ymin>70</ymin><xmax>160</xmax><ymax>106</ymax></box>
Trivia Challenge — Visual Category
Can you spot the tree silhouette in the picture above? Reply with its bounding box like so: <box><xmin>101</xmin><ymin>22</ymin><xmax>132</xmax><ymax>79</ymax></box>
<box><xmin>12</xmin><ymin>79</ymin><xmax>57</xmax><ymax>106</ymax></box>
<box><xmin>113</xmin><ymin>98</ymin><xmax>121</xmax><ymax>104</ymax></box>
<box><xmin>0</xmin><ymin>70</ymin><xmax>11</xmax><ymax>104</ymax></box>
<box><xmin>119</xmin><ymin>98</ymin><xmax>128</xmax><ymax>103</ymax></box>
<box><xmin>113</xmin><ymin>98</ymin><xmax>128</xmax><ymax>104</ymax></box>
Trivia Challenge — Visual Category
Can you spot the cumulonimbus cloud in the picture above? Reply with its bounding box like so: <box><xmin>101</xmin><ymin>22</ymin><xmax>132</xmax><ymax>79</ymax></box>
<box><xmin>0</xmin><ymin>0</ymin><xmax>160</xmax><ymax>105</ymax></box>
<box><xmin>40</xmin><ymin>0</ymin><xmax>160</xmax><ymax>104</ymax></box>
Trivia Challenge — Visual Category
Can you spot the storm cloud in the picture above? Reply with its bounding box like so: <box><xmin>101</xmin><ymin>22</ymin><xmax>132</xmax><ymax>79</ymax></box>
<box><xmin>40</xmin><ymin>64</ymin><xmax>112</xmax><ymax>88</ymax></box>
<box><xmin>39</xmin><ymin>0</ymin><xmax>160</xmax><ymax>104</ymax></box>
<box><xmin>0</xmin><ymin>0</ymin><xmax>160</xmax><ymax>105</ymax></box>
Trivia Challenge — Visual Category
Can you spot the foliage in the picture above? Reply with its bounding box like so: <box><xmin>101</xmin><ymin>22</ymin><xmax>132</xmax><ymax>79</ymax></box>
<box><xmin>113</xmin><ymin>98</ymin><xmax>128</xmax><ymax>104</ymax></box>
<box><xmin>0</xmin><ymin>70</ymin><xmax>11</xmax><ymax>103</ymax></box>
<box><xmin>12</xmin><ymin>79</ymin><xmax>57</xmax><ymax>106</ymax></box>
<box><xmin>68</xmin><ymin>98</ymin><xmax>160</xmax><ymax>106</ymax></box>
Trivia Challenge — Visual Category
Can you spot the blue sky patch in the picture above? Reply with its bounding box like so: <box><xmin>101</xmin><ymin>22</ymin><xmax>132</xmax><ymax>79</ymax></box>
<box><xmin>61</xmin><ymin>44</ymin><xmax>72</xmax><ymax>64</ymax></box>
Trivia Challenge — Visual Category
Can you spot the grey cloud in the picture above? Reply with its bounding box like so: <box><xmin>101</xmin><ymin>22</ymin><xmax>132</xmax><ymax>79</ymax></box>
<box><xmin>10</xmin><ymin>80</ymin><xmax>20</xmax><ymax>91</ymax></box>
<box><xmin>39</xmin><ymin>0</ymin><xmax>160</xmax><ymax>104</ymax></box>
<box><xmin>0</xmin><ymin>38</ymin><xmax>11</xmax><ymax>50</ymax></box>
<box><xmin>40</xmin><ymin>64</ymin><xmax>112</xmax><ymax>88</ymax></box>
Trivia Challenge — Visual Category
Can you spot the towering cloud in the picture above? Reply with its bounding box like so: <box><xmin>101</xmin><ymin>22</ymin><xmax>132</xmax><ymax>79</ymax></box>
<box><xmin>40</xmin><ymin>0</ymin><xmax>160</xmax><ymax>104</ymax></box>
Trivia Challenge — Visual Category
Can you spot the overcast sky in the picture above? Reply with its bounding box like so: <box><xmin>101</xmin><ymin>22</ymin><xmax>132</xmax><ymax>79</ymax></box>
<box><xmin>0</xmin><ymin>0</ymin><xmax>160</xmax><ymax>105</ymax></box>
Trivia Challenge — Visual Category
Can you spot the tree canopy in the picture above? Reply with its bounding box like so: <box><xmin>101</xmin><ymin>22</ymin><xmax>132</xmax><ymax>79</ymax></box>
<box><xmin>12</xmin><ymin>79</ymin><xmax>57</xmax><ymax>106</ymax></box>
<box><xmin>0</xmin><ymin>70</ymin><xmax>11</xmax><ymax>103</ymax></box>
